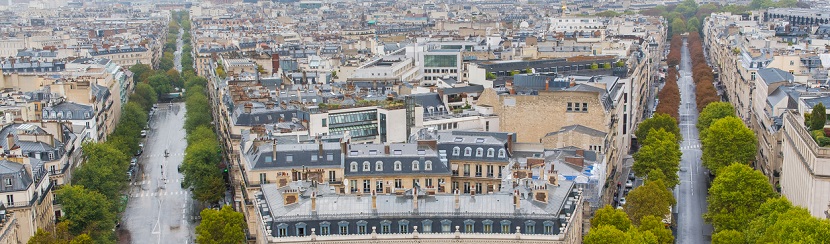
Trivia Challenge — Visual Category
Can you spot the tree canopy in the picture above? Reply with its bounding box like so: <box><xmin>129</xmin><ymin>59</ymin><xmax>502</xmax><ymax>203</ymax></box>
<box><xmin>701</xmin><ymin>116</ymin><xmax>756</xmax><ymax>174</ymax></box>
<box><xmin>636</xmin><ymin>113</ymin><xmax>681</xmax><ymax>143</ymax></box>
<box><xmin>590</xmin><ymin>205</ymin><xmax>632</xmax><ymax>231</ymax></box>
<box><xmin>623</xmin><ymin>179</ymin><xmax>675</xmax><ymax>225</ymax></box>
<box><xmin>195</xmin><ymin>206</ymin><xmax>247</xmax><ymax>244</ymax></box>
<box><xmin>633</xmin><ymin>128</ymin><xmax>681</xmax><ymax>188</ymax></box>
<box><xmin>810</xmin><ymin>103</ymin><xmax>826</xmax><ymax>131</ymax></box>
<box><xmin>705</xmin><ymin>164</ymin><xmax>776</xmax><ymax>232</ymax></box>
<box><xmin>55</xmin><ymin>185</ymin><xmax>116</xmax><ymax>242</ymax></box>
<box><xmin>697</xmin><ymin>102</ymin><xmax>736</xmax><ymax>140</ymax></box>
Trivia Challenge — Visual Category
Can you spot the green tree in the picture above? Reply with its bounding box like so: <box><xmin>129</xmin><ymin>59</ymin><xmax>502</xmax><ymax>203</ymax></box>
<box><xmin>485</xmin><ymin>72</ymin><xmax>496</xmax><ymax>80</ymax></box>
<box><xmin>590</xmin><ymin>63</ymin><xmax>599</xmax><ymax>70</ymax></box>
<box><xmin>705</xmin><ymin>164</ymin><xmax>776</xmax><ymax>232</ymax></box>
<box><xmin>810</xmin><ymin>103</ymin><xmax>826</xmax><ymax>131</ymax></box>
<box><xmin>701</xmin><ymin>117</ymin><xmax>757</xmax><ymax>174</ymax></box>
<box><xmin>166</xmin><ymin>69</ymin><xmax>183</xmax><ymax>88</ymax></box>
<box><xmin>603</xmin><ymin>62</ymin><xmax>612</xmax><ymax>69</ymax></box>
<box><xmin>754</xmin><ymin>208</ymin><xmax>830</xmax><ymax>243</ymax></box>
<box><xmin>636</xmin><ymin>113</ymin><xmax>681</xmax><ymax>143</ymax></box>
<box><xmin>196</xmin><ymin>206</ymin><xmax>247</xmax><ymax>244</ymax></box>
<box><xmin>524</xmin><ymin>68</ymin><xmax>532</xmax><ymax>74</ymax></box>
<box><xmin>510</xmin><ymin>70</ymin><xmax>520</xmax><ymax>76</ymax></box>
<box><xmin>590</xmin><ymin>205</ymin><xmax>632</xmax><ymax>231</ymax></box>
<box><xmin>73</xmin><ymin>142</ymin><xmax>130</xmax><ymax>201</ymax></box>
<box><xmin>633</xmin><ymin>129</ymin><xmax>681</xmax><ymax>188</ymax></box>
<box><xmin>712</xmin><ymin>230</ymin><xmax>745</xmax><ymax>244</ymax></box>
<box><xmin>132</xmin><ymin>83</ymin><xmax>158</xmax><ymax>111</ymax></box>
<box><xmin>584</xmin><ymin>225</ymin><xmax>627</xmax><ymax>244</ymax></box>
<box><xmin>55</xmin><ymin>185</ymin><xmax>116</xmax><ymax>242</ymax></box>
<box><xmin>181</xmin><ymin>138</ymin><xmax>224</xmax><ymax>203</ymax></box>
<box><xmin>744</xmin><ymin>197</ymin><xmax>795</xmax><ymax>243</ymax></box>
<box><xmin>638</xmin><ymin>215</ymin><xmax>674</xmax><ymax>244</ymax></box>
<box><xmin>147</xmin><ymin>73</ymin><xmax>173</xmax><ymax>98</ymax></box>
<box><xmin>624</xmin><ymin>179</ymin><xmax>675</xmax><ymax>225</ymax></box>
<box><xmin>128</xmin><ymin>64</ymin><xmax>152</xmax><ymax>84</ymax></box>
<box><xmin>697</xmin><ymin>102</ymin><xmax>735</xmax><ymax>140</ymax></box>
<box><xmin>646</xmin><ymin>169</ymin><xmax>668</xmax><ymax>184</ymax></box>
<box><xmin>687</xmin><ymin>17</ymin><xmax>701</xmax><ymax>30</ymax></box>
<box><xmin>29</xmin><ymin>221</ymin><xmax>73</xmax><ymax>244</ymax></box>
<box><xmin>671</xmin><ymin>18</ymin><xmax>686</xmax><ymax>35</ymax></box>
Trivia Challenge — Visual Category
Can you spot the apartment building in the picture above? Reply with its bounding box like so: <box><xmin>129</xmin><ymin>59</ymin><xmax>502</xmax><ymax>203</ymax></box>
<box><xmin>781</xmin><ymin>110</ymin><xmax>830</xmax><ymax>218</ymax></box>
<box><xmin>0</xmin><ymin>157</ymin><xmax>54</xmax><ymax>244</ymax></box>
<box><xmin>88</xmin><ymin>46</ymin><xmax>153</xmax><ymax>69</ymax></box>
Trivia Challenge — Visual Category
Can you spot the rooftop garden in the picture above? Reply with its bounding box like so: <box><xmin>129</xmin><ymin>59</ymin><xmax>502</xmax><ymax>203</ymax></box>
<box><xmin>805</xmin><ymin>103</ymin><xmax>830</xmax><ymax>146</ymax></box>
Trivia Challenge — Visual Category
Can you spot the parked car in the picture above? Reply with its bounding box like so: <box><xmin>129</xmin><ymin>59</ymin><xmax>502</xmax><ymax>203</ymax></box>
<box><xmin>130</xmin><ymin>157</ymin><xmax>138</xmax><ymax>167</ymax></box>
<box><xmin>152</xmin><ymin>104</ymin><xmax>158</xmax><ymax>109</ymax></box>
<box><xmin>140</xmin><ymin>130</ymin><xmax>147</xmax><ymax>138</ymax></box>
<box><xmin>136</xmin><ymin>143</ymin><xmax>144</xmax><ymax>156</ymax></box>
<box><xmin>619</xmin><ymin>197</ymin><xmax>627</xmax><ymax>206</ymax></box>
<box><xmin>625</xmin><ymin>180</ymin><xmax>634</xmax><ymax>188</ymax></box>
<box><xmin>628</xmin><ymin>172</ymin><xmax>636</xmax><ymax>180</ymax></box>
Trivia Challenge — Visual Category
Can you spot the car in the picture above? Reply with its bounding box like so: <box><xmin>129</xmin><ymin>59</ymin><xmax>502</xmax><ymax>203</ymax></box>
<box><xmin>136</xmin><ymin>144</ymin><xmax>144</xmax><ymax>156</ymax></box>
<box><xmin>130</xmin><ymin>157</ymin><xmax>138</xmax><ymax>167</ymax></box>
<box><xmin>140</xmin><ymin>130</ymin><xmax>147</xmax><ymax>138</ymax></box>
<box><xmin>619</xmin><ymin>197</ymin><xmax>627</xmax><ymax>206</ymax></box>
<box><xmin>625</xmin><ymin>180</ymin><xmax>634</xmax><ymax>188</ymax></box>
<box><xmin>152</xmin><ymin>104</ymin><xmax>158</xmax><ymax>109</ymax></box>
<box><xmin>628</xmin><ymin>172</ymin><xmax>636</xmax><ymax>180</ymax></box>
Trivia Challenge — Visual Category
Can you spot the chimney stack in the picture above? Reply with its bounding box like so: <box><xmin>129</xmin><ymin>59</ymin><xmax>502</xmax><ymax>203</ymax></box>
<box><xmin>513</xmin><ymin>190</ymin><xmax>520</xmax><ymax>210</ymax></box>
<box><xmin>413</xmin><ymin>187</ymin><xmax>418</xmax><ymax>211</ymax></box>
<box><xmin>6</xmin><ymin>134</ymin><xmax>14</xmax><ymax>149</ymax></box>
<box><xmin>371</xmin><ymin>190</ymin><xmax>377</xmax><ymax>210</ymax></box>
<box><xmin>454</xmin><ymin>189</ymin><xmax>460</xmax><ymax>210</ymax></box>
<box><xmin>311</xmin><ymin>191</ymin><xmax>317</xmax><ymax>213</ymax></box>
<box><xmin>272</xmin><ymin>139</ymin><xmax>277</xmax><ymax>161</ymax></box>
<box><xmin>244</xmin><ymin>102</ymin><xmax>253</xmax><ymax>113</ymax></box>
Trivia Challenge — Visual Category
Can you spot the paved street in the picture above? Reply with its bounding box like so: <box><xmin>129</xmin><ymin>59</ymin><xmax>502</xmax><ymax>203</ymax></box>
<box><xmin>174</xmin><ymin>28</ymin><xmax>183</xmax><ymax>72</ymax></box>
<box><xmin>121</xmin><ymin>103</ymin><xmax>197</xmax><ymax>244</ymax></box>
<box><xmin>675</xmin><ymin>38</ymin><xmax>713</xmax><ymax>244</ymax></box>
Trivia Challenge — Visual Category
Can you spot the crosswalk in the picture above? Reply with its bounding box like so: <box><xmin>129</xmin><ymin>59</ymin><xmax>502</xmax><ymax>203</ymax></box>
<box><xmin>131</xmin><ymin>191</ymin><xmax>190</xmax><ymax>198</ymax></box>
<box><xmin>141</xmin><ymin>153</ymin><xmax>186</xmax><ymax>158</ymax></box>
<box><xmin>681</xmin><ymin>144</ymin><xmax>701</xmax><ymax>150</ymax></box>
<box><xmin>130</xmin><ymin>178</ymin><xmax>182</xmax><ymax>186</ymax></box>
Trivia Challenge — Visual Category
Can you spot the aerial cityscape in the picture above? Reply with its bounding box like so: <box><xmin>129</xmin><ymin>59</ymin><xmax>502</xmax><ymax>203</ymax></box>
<box><xmin>0</xmin><ymin>0</ymin><xmax>828</xmax><ymax>243</ymax></box>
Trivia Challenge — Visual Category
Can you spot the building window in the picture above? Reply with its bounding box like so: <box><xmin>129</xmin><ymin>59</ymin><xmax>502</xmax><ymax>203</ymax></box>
<box><xmin>475</xmin><ymin>148</ymin><xmax>483</xmax><ymax>157</ymax></box>
<box><xmin>582</xmin><ymin>103</ymin><xmax>588</xmax><ymax>112</ymax></box>
<box><xmin>412</xmin><ymin>160</ymin><xmax>419</xmax><ymax>171</ymax></box>
<box><xmin>525</xmin><ymin>220</ymin><xmax>536</xmax><ymax>234</ymax></box>
<box><xmin>425</xmin><ymin>160</ymin><xmax>432</xmax><ymax>171</ymax></box>
<box><xmin>498</xmin><ymin>149</ymin><xmax>506</xmax><ymax>158</ymax></box>
<box><xmin>425</xmin><ymin>178</ymin><xmax>433</xmax><ymax>188</ymax></box>
<box><xmin>463</xmin><ymin>164</ymin><xmax>470</xmax><ymax>176</ymax></box>
<box><xmin>311</xmin><ymin>155</ymin><xmax>318</xmax><ymax>162</ymax></box>
<box><xmin>543</xmin><ymin>221</ymin><xmax>555</xmax><ymax>234</ymax></box>
<box><xmin>574</xmin><ymin>103</ymin><xmax>580</xmax><ymax>111</ymax></box>
<box><xmin>487</xmin><ymin>148</ymin><xmax>495</xmax><ymax>157</ymax></box>
<box><xmin>394</xmin><ymin>161</ymin><xmax>402</xmax><ymax>171</ymax></box>
<box><xmin>338</xmin><ymin>221</ymin><xmax>349</xmax><ymax>235</ymax></box>
<box><xmin>567</xmin><ymin>102</ymin><xmax>573</xmax><ymax>111</ymax></box>
<box><xmin>464</xmin><ymin>219</ymin><xmax>475</xmax><ymax>233</ymax></box>
<box><xmin>5</xmin><ymin>195</ymin><xmax>12</xmax><ymax>206</ymax></box>
<box><xmin>422</xmin><ymin>220</ymin><xmax>433</xmax><ymax>233</ymax></box>
<box><xmin>452</xmin><ymin>146</ymin><xmax>460</xmax><ymax>156</ymax></box>
<box><xmin>441</xmin><ymin>219</ymin><xmax>452</xmax><ymax>233</ymax></box>
<box><xmin>363</xmin><ymin>161</ymin><xmax>370</xmax><ymax>171</ymax></box>
<box><xmin>464</xmin><ymin>147</ymin><xmax>472</xmax><ymax>156</ymax></box>
<box><xmin>395</xmin><ymin>179</ymin><xmax>403</xmax><ymax>188</ymax></box>
<box><xmin>501</xmin><ymin>220</ymin><xmax>511</xmax><ymax>233</ymax></box>
<box><xmin>322</xmin><ymin>118</ymin><xmax>327</xmax><ymax>127</ymax></box>
<box><xmin>363</xmin><ymin>180</ymin><xmax>371</xmax><ymax>193</ymax></box>
<box><xmin>350</xmin><ymin>162</ymin><xmax>358</xmax><ymax>172</ymax></box>
<box><xmin>482</xmin><ymin>219</ymin><xmax>494</xmax><ymax>233</ymax></box>
<box><xmin>380</xmin><ymin>220</ymin><xmax>391</xmax><ymax>234</ymax></box>
<box><xmin>277</xmin><ymin>223</ymin><xmax>288</xmax><ymax>237</ymax></box>
<box><xmin>375</xmin><ymin>161</ymin><xmax>383</xmax><ymax>171</ymax></box>
<box><xmin>376</xmin><ymin>180</ymin><xmax>384</xmax><ymax>192</ymax></box>
<box><xmin>259</xmin><ymin>173</ymin><xmax>267</xmax><ymax>184</ymax></box>
<box><xmin>320</xmin><ymin>222</ymin><xmax>331</xmax><ymax>235</ymax></box>
<box><xmin>399</xmin><ymin>220</ymin><xmax>410</xmax><ymax>233</ymax></box>
<box><xmin>4</xmin><ymin>178</ymin><xmax>11</xmax><ymax>186</ymax></box>
<box><xmin>296</xmin><ymin>222</ymin><xmax>307</xmax><ymax>236</ymax></box>
<box><xmin>327</xmin><ymin>153</ymin><xmax>334</xmax><ymax>161</ymax></box>
<box><xmin>357</xmin><ymin>220</ymin><xmax>368</xmax><ymax>234</ymax></box>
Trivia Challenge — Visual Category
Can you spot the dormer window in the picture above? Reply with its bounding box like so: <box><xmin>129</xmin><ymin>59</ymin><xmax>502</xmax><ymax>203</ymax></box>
<box><xmin>498</xmin><ymin>149</ymin><xmax>506</xmax><ymax>158</ymax></box>
<box><xmin>487</xmin><ymin>148</ymin><xmax>495</xmax><ymax>157</ymax></box>
<box><xmin>412</xmin><ymin>160</ymin><xmax>419</xmax><ymax>171</ymax></box>
<box><xmin>4</xmin><ymin>178</ymin><xmax>11</xmax><ymax>186</ymax></box>
<box><xmin>425</xmin><ymin>160</ymin><xmax>432</xmax><ymax>171</ymax></box>
<box><xmin>363</xmin><ymin>161</ymin><xmax>370</xmax><ymax>171</ymax></box>
<box><xmin>376</xmin><ymin>161</ymin><xmax>383</xmax><ymax>171</ymax></box>
<box><xmin>394</xmin><ymin>161</ymin><xmax>402</xmax><ymax>171</ymax></box>
<box><xmin>452</xmin><ymin>147</ymin><xmax>460</xmax><ymax>156</ymax></box>
<box><xmin>464</xmin><ymin>147</ymin><xmax>472</xmax><ymax>156</ymax></box>
<box><xmin>475</xmin><ymin>148</ymin><xmax>483</xmax><ymax>157</ymax></box>
<box><xmin>350</xmin><ymin>162</ymin><xmax>358</xmax><ymax>172</ymax></box>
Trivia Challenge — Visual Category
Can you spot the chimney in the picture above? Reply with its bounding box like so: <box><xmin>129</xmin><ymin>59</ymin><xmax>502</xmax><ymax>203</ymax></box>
<box><xmin>413</xmin><ymin>187</ymin><xmax>418</xmax><ymax>211</ymax></box>
<box><xmin>318</xmin><ymin>139</ymin><xmax>324</xmax><ymax>157</ymax></box>
<box><xmin>506</xmin><ymin>134</ymin><xmax>514</xmax><ymax>154</ymax></box>
<box><xmin>272</xmin><ymin>139</ymin><xmax>277</xmax><ymax>161</ymax></box>
<box><xmin>454</xmin><ymin>189</ymin><xmax>460</xmax><ymax>210</ymax></box>
<box><xmin>545</xmin><ymin>78</ymin><xmax>551</xmax><ymax>91</ymax></box>
<box><xmin>266</xmin><ymin>102</ymin><xmax>274</xmax><ymax>109</ymax></box>
<box><xmin>384</xmin><ymin>145</ymin><xmax>390</xmax><ymax>155</ymax></box>
<box><xmin>311</xmin><ymin>191</ymin><xmax>317</xmax><ymax>213</ymax></box>
<box><xmin>244</xmin><ymin>102</ymin><xmax>253</xmax><ymax>113</ymax></box>
<box><xmin>575</xmin><ymin>149</ymin><xmax>584</xmax><ymax>157</ymax></box>
<box><xmin>513</xmin><ymin>190</ymin><xmax>520</xmax><ymax>210</ymax></box>
<box><xmin>371</xmin><ymin>190</ymin><xmax>378</xmax><ymax>210</ymax></box>
<box><xmin>6</xmin><ymin>133</ymin><xmax>14</xmax><ymax>149</ymax></box>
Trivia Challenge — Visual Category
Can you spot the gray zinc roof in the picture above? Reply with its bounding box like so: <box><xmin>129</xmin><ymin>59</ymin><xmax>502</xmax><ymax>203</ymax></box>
<box><xmin>758</xmin><ymin>68</ymin><xmax>794</xmax><ymax>85</ymax></box>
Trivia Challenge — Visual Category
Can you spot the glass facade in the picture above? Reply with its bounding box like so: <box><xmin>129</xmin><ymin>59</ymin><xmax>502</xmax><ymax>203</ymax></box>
<box><xmin>424</xmin><ymin>54</ymin><xmax>458</xmax><ymax>68</ymax></box>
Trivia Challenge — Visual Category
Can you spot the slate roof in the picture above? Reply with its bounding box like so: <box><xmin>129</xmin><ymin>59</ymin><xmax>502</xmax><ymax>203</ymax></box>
<box><xmin>435</xmin><ymin>130</ymin><xmax>512</xmax><ymax>163</ymax></box>
<box><xmin>0</xmin><ymin>124</ymin><xmax>71</xmax><ymax>160</ymax></box>
<box><xmin>243</xmin><ymin>141</ymin><xmax>343</xmax><ymax>170</ymax></box>
<box><xmin>232</xmin><ymin>102</ymin><xmax>306</xmax><ymax>126</ymax></box>
<box><xmin>544</xmin><ymin>125</ymin><xmax>607</xmax><ymax>138</ymax></box>
<box><xmin>410</xmin><ymin>93</ymin><xmax>447</xmax><ymax>117</ymax></box>
<box><xmin>758</xmin><ymin>68</ymin><xmax>794</xmax><ymax>85</ymax></box>
<box><xmin>42</xmin><ymin>102</ymin><xmax>94</xmax><ymax>120</ymax></box>
<box><xmin>91</xmin><ymin>84</ymin><xmax>110</xmax><ymax>102</ymax></box>
<box><xmin>344</xmin><ymin>143</ymin><xmax>450</xmax><ymax>177</ymax></box>
<box><xmin>0</xmin><ymin>158</ymin><xmax>44</xmax><ymax>193</ymax></box>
